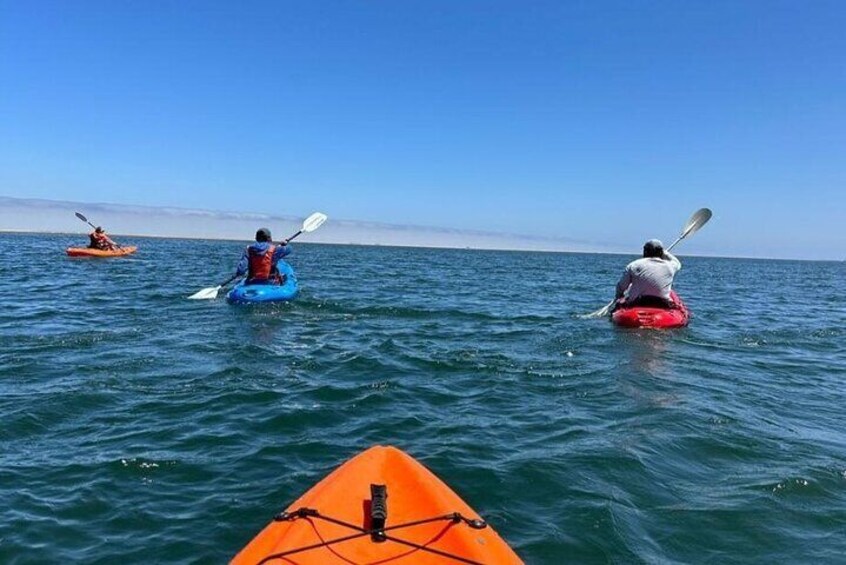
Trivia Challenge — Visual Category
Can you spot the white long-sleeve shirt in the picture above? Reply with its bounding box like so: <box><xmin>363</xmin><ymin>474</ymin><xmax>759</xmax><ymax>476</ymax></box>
<box><xmin>615</xmin><ymin>252</ymin><xmax>681</xmax><ymax>301</ymax></box>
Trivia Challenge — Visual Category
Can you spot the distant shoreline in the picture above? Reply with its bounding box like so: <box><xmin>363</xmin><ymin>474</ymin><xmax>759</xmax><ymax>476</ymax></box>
<box><xmin>3</xmin><ymin>228</ymin><xmax>617</xmax><ymax>254</ymax></box>
<box><xmin>1</xmin><ymin>195</ymin><xmax>611</xmax><ymax>256</ymax></box>
<box><xmin>3</xmin><ymin>196</ymin><xmax>842</xmax><ymax>261</ymax></box>
<box><xmin>3</xmin><ymin>229</ymin><xmax>838</xmax><ymax>262</ymax></box>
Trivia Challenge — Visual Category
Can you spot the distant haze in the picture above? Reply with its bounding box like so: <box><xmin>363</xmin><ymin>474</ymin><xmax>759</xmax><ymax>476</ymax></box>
<box><xmin>0</xmin><ymin>197</ymin><xmax>615</xmax><ymax>253</ymax></box>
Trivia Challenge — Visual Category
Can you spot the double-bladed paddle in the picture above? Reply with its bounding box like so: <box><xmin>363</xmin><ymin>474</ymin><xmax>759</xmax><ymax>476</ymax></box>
<box><xmin>188</xmin><ymin>212</ymin><xmax>328</xmax><ymax>300</ymax></box>
<box><xmin>580</xmin><ymin>208</ymin><xmax>713</xmax><ymax>319</ymax></box>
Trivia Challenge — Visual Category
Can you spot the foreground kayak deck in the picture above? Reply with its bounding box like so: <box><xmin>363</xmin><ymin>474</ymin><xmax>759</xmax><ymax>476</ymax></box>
<box><xmin>611</xmin><ymin>291</ymin><xmax>690</xmax><ymax>329</ymax></box>
<box><xmin>226</xmin><ymin>261</ymin><xmax>298</xmax><ymax>304</ymax></box>
<box><xmin>232</xmin><ymin>445</ymin><xmax>523</xmax><ymax>564</ymax></box>
<box><xmin>66</xmin><ymin>246</ymin><xmax>137</xmax><ymax>258</ymax></box>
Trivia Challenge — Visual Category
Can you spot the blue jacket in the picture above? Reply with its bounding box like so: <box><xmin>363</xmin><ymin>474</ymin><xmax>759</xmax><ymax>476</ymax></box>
<box><xmin>235</xmin><ymin>242</ymin><xmax>292</xmax><ymax>277</ymax></box>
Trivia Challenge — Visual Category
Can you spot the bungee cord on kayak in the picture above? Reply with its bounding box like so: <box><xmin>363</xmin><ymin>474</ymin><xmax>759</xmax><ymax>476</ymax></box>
<box><xmin>232</xmin><ymin>446</ymin><xmax>523</xmax><ymax>564</ymax></box>
<box><xmin>258</xmin><ymin>503</ymin><xmax>490</xmax><ymax>565</ymax></box>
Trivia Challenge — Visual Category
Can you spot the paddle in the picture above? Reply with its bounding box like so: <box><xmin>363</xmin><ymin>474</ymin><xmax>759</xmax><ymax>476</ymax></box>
<box><xmin>75</xmin><ymin>212</ymin><xmax>122</xmax><ymax>249</ymax></box>
<box><xmin>188</xmin><ymin>212</ymin><xmax>328</xmax><ymax>300</ymax></box>
<box><xmin>580</xmin><ymin>208</ymin><xmax>713</xmax><ymax>319</ymax></box>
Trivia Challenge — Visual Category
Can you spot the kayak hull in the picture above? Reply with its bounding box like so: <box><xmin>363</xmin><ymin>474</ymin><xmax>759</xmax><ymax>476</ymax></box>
<box><xmin>611</xmin><ymin>291</ymin><xmax>690</xmax><ymax>329</ymax></box>
<box><xmin>226</xmin><ymin>261</ymin><xmax>298</xmax><ymax>304</ymax></box>
<box><xmin>232</xmin><ymin>445</ymin><xmax>523</xmax><ymax>564</ymax></box>
<box><xmin>66</xmin><ymin>246</ymin><xmax>137</xmax><ymax>258</ymax></box>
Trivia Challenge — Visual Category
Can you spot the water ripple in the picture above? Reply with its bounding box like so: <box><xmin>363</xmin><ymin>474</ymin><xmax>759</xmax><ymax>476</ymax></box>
<box><xmin>1</xmin><ymin>235</ymin><xmax>844</xmax><ymax>563</ymax></box>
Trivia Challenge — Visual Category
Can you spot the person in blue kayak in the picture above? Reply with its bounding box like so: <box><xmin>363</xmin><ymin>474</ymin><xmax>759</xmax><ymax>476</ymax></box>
<box><xmin>88</xmin><ymin>226</ymin><xmax>118</xmax><ymax>250</ymax></box>
<box><xmin>614</xmin><ymin>239</ymin><xmax>681</xmax><ymax>309</ymax></box>
<box><xmin>235</xmin><ymin>228</ymin><xmax>292</xmax><ymax>285</ymax></box>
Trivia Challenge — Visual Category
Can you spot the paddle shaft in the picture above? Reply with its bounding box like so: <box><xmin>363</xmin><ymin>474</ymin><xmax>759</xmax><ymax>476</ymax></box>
<box><xmin>219</xmin><ymin>273</ymin><xmax>241</xmax><ymax>288</ymax></box>
<box><xmin>666</xmin><ymin>236</ymin><xmax>684</xmax><ymax>253</ymax></box>
<box><xmin>284</xmin><ymin>229</ymin><xmax>305</xmax><ymax>243</ymax></box>
<box><xmin>665</xmin><ymin>224</ymin><xmax>698</xmax><ymax>252</ymax></box>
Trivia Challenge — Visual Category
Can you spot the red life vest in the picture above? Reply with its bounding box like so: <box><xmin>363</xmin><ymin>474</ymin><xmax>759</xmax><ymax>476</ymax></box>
<box><xmin>89</xmin><ymin>231</ymin><xmax>110</xmax><ymax>250</ymax></box>
<box><xmin>247</xmin><ymin>245</ymin><xmax>279</xmax><ymax>282</ymax></box>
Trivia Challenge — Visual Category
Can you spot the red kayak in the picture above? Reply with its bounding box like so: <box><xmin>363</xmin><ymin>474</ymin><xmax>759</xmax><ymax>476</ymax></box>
<box><xmin>611</xmin><ymin>291</ymin><xmax>690</xmax><ymax>329</ymax></box>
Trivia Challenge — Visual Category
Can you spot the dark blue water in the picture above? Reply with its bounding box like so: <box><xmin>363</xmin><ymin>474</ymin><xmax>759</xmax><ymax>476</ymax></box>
<box><xmin>1</xmin><ymin>233</ymin><xmax>844</xmax><ymax>563</ymax></box>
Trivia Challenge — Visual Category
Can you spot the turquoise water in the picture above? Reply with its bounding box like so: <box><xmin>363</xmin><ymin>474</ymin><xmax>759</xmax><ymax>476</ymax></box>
<box><xmin>1</xmin><ymin>233</ymin><xmax>844</xmax><ymax>563</ymax></box>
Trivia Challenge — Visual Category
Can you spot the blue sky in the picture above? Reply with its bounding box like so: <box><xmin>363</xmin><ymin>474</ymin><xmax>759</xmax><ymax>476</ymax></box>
<box><xmin>1</xmin><ymin>1</ymin><xmax>844</xmax><ymax>259</ymax></box>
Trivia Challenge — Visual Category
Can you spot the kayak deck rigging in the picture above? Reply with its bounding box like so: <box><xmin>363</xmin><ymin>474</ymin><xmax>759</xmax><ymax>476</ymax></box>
<box><xmin>260</xmin><ymin>499</ymin><xmax>489</xmax><ymax>565</ymax></box>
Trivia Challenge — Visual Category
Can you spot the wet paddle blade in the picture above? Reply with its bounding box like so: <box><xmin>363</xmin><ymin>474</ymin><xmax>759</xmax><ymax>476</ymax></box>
<box><xmin>75</xmin><ymin>212</ymin><xmax>89</xmax><ymax>223</ymax></box>
<box><xmin>580</xmin><ymin>299</ymin><xmax>615</xmax><ymax>319</ymax></box>
<box><xmin>667</xmin><ymin>208</ymin><xmax>713</xmax><ymax>251</ymax></box>
<box><xmin>302</xmin><ymin>212</ymin><xmax>327</xmax><ymax>233</ymax></box>
<box><xmin>680</xmin><ymin>208</ymin><xmax>712</xmax><ymax>238</ymax></box>
<box><xmin>188</xmin><ymin>285</ymin><xmax>222</xmax><ymax>300</ymax></box>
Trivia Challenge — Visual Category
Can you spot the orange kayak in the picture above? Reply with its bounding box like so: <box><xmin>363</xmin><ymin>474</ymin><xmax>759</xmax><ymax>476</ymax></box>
<box><xmin>66</xmin><ymin>246</ymin><xmax>137</xmax><ymax>258</ymax></box>
<box><xmin>232</xmin><ymin>446</ymin><xmax>523</xmax><ymax>564</ymax></box>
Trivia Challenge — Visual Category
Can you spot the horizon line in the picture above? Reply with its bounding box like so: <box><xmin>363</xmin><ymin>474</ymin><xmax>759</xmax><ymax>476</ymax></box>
<box><xmin>2</xmin><ymin>229</ymin><xmax>839</xmax><ymax>263</ymax></box>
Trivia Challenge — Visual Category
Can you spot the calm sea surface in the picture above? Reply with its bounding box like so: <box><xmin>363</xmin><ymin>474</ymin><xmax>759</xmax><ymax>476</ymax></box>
<box><xmin>1</xmin><ymin>233</ymin><xmax>845</xmax><ymax>564</ymax></box>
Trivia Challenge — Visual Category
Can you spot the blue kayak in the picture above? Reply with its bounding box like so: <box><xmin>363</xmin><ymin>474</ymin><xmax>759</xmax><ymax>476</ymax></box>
<box><xmin>226</xmin><ymin>261</ymin><xmax>299</xmax><ymax>304</ymax></box>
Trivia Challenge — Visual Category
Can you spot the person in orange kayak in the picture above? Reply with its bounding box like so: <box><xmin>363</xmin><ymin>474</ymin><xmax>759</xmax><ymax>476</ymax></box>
<box><xmin>614</xmin><ymin>239</ymin><xmax>682</xmax><ymax>309</ymax></box>
<box><xmin>235</xmin><ymin>228</ymin><xmax>292</xmax><ymax>285</ymax></box>
<box><xmin>88</xmin><ymin>227</ymin><xmax>118</xmax><ymax>250</ymax></box>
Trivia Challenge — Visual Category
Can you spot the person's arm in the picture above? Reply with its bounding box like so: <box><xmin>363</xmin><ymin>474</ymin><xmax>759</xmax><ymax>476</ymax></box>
<box><xmin>235</xmin><ymin>248</ymin><xmax>249</xmax><ymax>276</ymax></box>
<box><xmin>274</xmin><ymin>243</ymin><xmax>292</xmax><ymax>260</ymax></box>
<box><xmin>664</xmin><ymin>251</ymin><xmax>681</xmax><ymax>272</ymax></box>
<box><xmin>615</xmin><ymin>267</ymin><xmax>632</xmax><ymax>300</ymax></box>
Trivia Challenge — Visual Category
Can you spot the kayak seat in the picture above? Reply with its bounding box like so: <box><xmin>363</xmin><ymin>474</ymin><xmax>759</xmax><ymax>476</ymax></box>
<box><xmin>621</xmin><ymin>295</ymin><xmax>677</xmax><ymax>310</ymax></box>
<box><xmin>245</xmin><ymin>273</ymin><xmax>287</xmax><ymax>286</ymax></box>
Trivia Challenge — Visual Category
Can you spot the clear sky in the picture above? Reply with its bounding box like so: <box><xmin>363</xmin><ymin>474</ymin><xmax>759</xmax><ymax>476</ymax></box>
<box><xmin>1</xmin><ymin>1</ymin><xmax>844</xmax><ymax>259</ymax></box>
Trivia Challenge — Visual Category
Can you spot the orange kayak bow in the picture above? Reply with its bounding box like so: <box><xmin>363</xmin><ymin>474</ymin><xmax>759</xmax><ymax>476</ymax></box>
<box><xmin>232</xmin><ymin>445</ymin><xmax>523</xmax><ymax>564</ymax></box>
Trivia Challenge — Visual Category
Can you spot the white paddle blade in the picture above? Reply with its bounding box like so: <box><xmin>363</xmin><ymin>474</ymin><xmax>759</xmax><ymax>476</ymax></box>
<box><xmin>579</xmin><ymin>299</ymin><xmax>615</xmax><ymax>319</ymax></box>
<box><xmin>301</xmin><ymin>212</ymin><xmax>327</xmax><ymax>233</ymax></box>
<box><xmin>188</xmin><ymin>285</ymin><xmax>222</xmax><ymax>300</ymax></box>
<box><xmin>680</xmin><ymin>208</ymin><xmax>712</xmax><ymax>238</ymax></box>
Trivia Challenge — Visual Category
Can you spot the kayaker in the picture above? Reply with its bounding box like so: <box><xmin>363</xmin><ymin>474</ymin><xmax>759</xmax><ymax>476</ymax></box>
<box><xmin>235</xmin><ymin>228</ymin><xmax>292</xmax><ymax>285</ymax></box>
<box><xmin>88</xmin><ymin>227</ymin><xmax>118</xmax><ymax>250</ymax></box>
<box><xmin>614</xmin><ymin>239</ymin><xmax>681</xmax><ymax>309</ymax></box>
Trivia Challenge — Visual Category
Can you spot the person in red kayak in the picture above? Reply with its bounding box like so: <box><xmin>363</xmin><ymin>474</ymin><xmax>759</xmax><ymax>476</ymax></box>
<box><xmin>88</xmin><ymin>227</ymin><xmax>118</xmax><ymax>250</ymax></box>
<box><xmin>614</xmin><ymin>239</ymin><xmax>681</xmax><ymax>309</ymax></box>
<box><xmin>235</xmin><ymin>228</ymin><xmax>292</xmax><ymax>285</ymax></box>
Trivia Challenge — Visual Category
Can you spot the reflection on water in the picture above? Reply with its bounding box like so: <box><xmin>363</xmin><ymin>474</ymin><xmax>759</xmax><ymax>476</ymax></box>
<box><xmin>620</xmin><ymin>330</ymin><xmax>673</xmax><ymax>375</ymax></box>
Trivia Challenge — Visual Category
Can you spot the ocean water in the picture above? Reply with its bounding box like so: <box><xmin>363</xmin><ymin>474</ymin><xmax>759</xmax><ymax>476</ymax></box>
<box><xmin>1</xmin><ymin>233</ymin><xmax>844</xmax><ymax>564</ymax></box>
